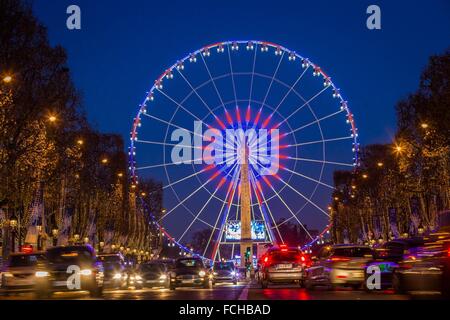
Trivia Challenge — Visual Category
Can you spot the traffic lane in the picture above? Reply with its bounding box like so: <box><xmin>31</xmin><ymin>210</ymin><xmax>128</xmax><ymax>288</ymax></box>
<box><xmin>0</xmin><ymin>283</ymin><xmax>246</xmax><ymax>300</ymax></box>
<box><xmin>103</xmin><ymin>282</ymin><xmax>246</xmax><ymax>300</ymax></box>
<box><xmin>246</xmin><ymin>284</ymin><xmax>411</xmax><ymax>300</ymax></box>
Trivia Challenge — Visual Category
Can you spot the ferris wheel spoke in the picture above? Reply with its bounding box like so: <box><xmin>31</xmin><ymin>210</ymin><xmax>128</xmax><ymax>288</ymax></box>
<box><xmin>158</xmin><ymin>173</ymin><xmax>220</xmax><ymax>222</ymax></box>
<box><xmin>162</xmin><ymin>167</ymin><xmax>210</xmax><ymax>190</ymax></box>
<box><xmin>261</xmin><ymin>52</ymin><xmax>285</xmax><ymax>108</ymax></box>
<box><xmin>257</xmin><ymin>171</ymin><xmax>314</xmax><ymax>241</ymax></box>
<box><xmin>248</xmin><ymin>43</ymin><xmax>258</xmax><ymax>106</ymax></box>
<box><xmin>288</xmin><ymin>135</ymin><xmax>354</xmax><ymax>147</ymax></box>
<box><xmin>280</xmin><ymin>85</ymin><xmax>331</xmax><ymax>127</ymax></box>
<box><xmin>281</xmin><ymin>166</ymin><xmax>335</xmax><ymax>190</ymax></box>
<box><xmin>275</xmin><ymin>175</ymin><xmax>330</xmax><ymax>218</ymax></box>
<box><xmin>287</xmin><ymin>109</ymin><xmax>345</xmax><ymax>136</ymax></box>
<box><xmin>204</xmin><ymin>165</ymin><xmax>240</xmax><ymax>257</ymax></box>
<box><xmin>176</xmin><ymin>69</ymin><xmax>220</xmax><ymax>119</ymax></box>
<box><xmin>210</xmin><ymin>166</ymin><xmax>241</xmax><ymax>260</ymax></box>
<box><xmin>288</xmin><ymin>156</ymin><xmax>354</xmax><ymax>168</ymax></box>
<box><xmin>272</xmin><ymin>65</ymin><xmax>310</xmax><ymax>115</ymax></box>
<box><xmin>136</xmin><ymin>139</ymin><xmax>203</xmax><ymax>150</ymax></box>
<box><xmin>249</xmin><ymin>170</ymin><xmax>281</xmax><ymax>244</ymax></box>
<box><xmin>156</xmin><ymin>88</ymin><xmax>203</xmax><ymax>121</ymax></box>
<box><xmin>141</xmin><ymin>112</ymin><xmax>204</xmax><ymax>140</ymax></box>
<box><xmin>136</xmin><ymin>158</ymin><xmax>204</xmax><ymax>170</ymax></box>
<box><xmin>177</xmin><ymin>183</ymin><xmax>222</xmax><ymax>243</ymax></box>
<box><xmin>226</xmin><ymin>45</ymin><xmax>238</xmax><ymax>104</ymax></box>
<box><xmin>200</xmin><ymin>53</ymin><xmax>227</xmax><ymax>110</ymax></box>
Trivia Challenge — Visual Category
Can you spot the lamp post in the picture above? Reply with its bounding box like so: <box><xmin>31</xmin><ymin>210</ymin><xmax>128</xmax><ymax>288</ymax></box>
<box><xmin>9</xmin><ymin>215</ymin><xmax>18</xmax><ymax>253</ymax></box>
<box><xmin>73</xmin><ymin>233</ymin><xmax>80</xmax><ymax>244</ymax></box>
<box><xmin>418</xmin><ymin>224</ymin><xmax>425</xmax><ymax>236</ymax></box>
<box><xmin>52</xmin><ymin>227</ymin><xmax>59</xmax><ymax>247</ymax></box>
<box><xmin>99</xmin><ymin>241</ymin><xmax>105</xmax><ymax>253</ymax></box>
<box><xmin>36</xmin><ymin>223</ymin><xmax>43</xmax><ymax>251</ymax></box>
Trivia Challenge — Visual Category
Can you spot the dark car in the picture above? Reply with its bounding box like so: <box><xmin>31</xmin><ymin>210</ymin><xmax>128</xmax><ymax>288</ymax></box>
<box><xmin>392</xmin><ymin>231</ymin><xmax>450</xmax><ymax>297</ymax></box>
<box><xmin>97</xmin><ymin>253</ymin><xmax>127</xmax><ymax>289</ymax></box>
<box><xmin>138</xmin><ymin>261</ymin><xmax>170</xmax><ymax>288</ymax></box>
<box><xmin>212</xmin><ymin>261</ymin><xmax>238</xmax><ymax>285</ymax></box>
<box><xmin>259</xmin><ymin>245</ymin><xmax>310</xmax><ymax>289</ymax></box>
<box><xmin>1</xmin><ymin>252</ymin><xmax>46</xmax><ymax>294</ymax></box>
<box><xmin>364</xmin><ymin>238</ymin><xmax>424</xmax><ymax>290</ymax></box>
<box><xmin>35</xmin><ymin>245</ymin><xmax>104</xmax><ymax>298</ymax></box>
<box><xmin>169</xmin><ymin>257</ymin><xmax>211</xmax><ymax>290</ymax></box>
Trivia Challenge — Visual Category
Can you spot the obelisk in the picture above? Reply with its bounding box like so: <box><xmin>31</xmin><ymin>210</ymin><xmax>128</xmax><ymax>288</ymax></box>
<box><xmin>240</xmin><ymin>141</ymin><xmax>253</xmax><ymax>273</ymax></box>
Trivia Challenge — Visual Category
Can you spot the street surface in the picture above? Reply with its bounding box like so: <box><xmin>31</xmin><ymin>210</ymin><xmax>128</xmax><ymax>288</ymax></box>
<box><xmin>1</xmin><ymin>281</ymin><xmax>442</xmax><ymax>300</ymax></box>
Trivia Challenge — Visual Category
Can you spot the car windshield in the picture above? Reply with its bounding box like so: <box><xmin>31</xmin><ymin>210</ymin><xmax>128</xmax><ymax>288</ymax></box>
<box><xmin>333</xmin><ymin>247</ymin><xmax>373</xmax><ymax>258</ymax></box>
<box><xmin>270</xmin><ymin>250</ymin><xmax>300</xmax><ymax>262</ymax></box>
<box><xmin>140</xmin><ymin>264</ymin><xmax>164</xmax><ymax>272</ymax></box>
<box><xmin>9</xmin><ymin>254</ymin><xmax>44</xmax><ymax>267</ymax></box>
<box><xmin>176</xmin><ymin>259</ymin><xmax>203</xmax><ymax>268</ymax></box>
<box><xmin>47</xmin><ymin>247</ymin><xmax>93</xmax><ymax>263</ymax></box>
<box><xmin>214</xmin><ymin>262</ymin><xmax>234</xmax><ymax>270</ymax></box>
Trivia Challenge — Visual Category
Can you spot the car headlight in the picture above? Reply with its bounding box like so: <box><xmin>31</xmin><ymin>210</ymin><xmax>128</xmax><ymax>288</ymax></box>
<box><xmin>113</xmin><ymin>273</ymin><xmax>122</xmax><ymax>280</ymax></box>
<box><xmin>3</xmin><ymin>272</ymin><xmax>14</xmax><ymax>278</ymax></box>
<box><xmin>80</xmin><ymin>269</ymin><xmax>92</xmax><ymax>276</ymax></box>
<box><xmin>159</xmin><ymin>274</ymin><xmax>167</xmax><ymax>280</ymax></box>
<box><xmin>198</xmin><ymin>271</ymin><xmax>206</xmax><ymax>277</ymax></box>
<box><xmin>135</xmin><ymin>275</ymin><xmax>142</xmax><ymax>280</ymax></box>
<box><xmin>231</xmin><ymin>271</ymin><xmax>236</xmax><ymax>276</ymax></box>
<box><xmin>213</xmin><ymin>272</ymin><xmax>218</xmax><ymax>276</ymax></box>
<box><xmin>35</xmin><ymin>271</ymin><xmax>49</xmax><ymax>278</ymax></box>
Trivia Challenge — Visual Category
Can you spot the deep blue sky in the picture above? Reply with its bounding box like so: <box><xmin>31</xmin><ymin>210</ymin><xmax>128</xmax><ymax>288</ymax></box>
<box><xmin>33</xmin><ymin>0</ymin><xmax>450</xmax><ymax>146</ymax></box>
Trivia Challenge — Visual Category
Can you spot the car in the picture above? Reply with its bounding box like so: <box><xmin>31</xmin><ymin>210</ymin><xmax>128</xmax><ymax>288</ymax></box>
<box><xmin>0</xmin><ymin>252</ymin><xmax>46</xmax><ymax>294</ymax></box>
<box><xmin>169</xmin><ymin>257</ymin><xmax>211</xmax><ymax>290</ymax></box>
<box><xmin>212</xmin><ymin>261</ymin><xmax>238</xmax><ymax>285</ymax></box>
<box><xmin>258</xmin><ymin>245</ymin><xmax>310</xmax><ymax>289</ymax></box>
<box><xmin>304</xmin><ymin>244</ymin><xmax>373</xmax><ymax>290</ymax></box>
<box><xmin>34</xmin><ymin>245</ymin><xmax>104</xmax><ymax>298</ymax></box>
<box><xmin>97</xmin><ymin>253</ymin><xmax>127</xmax><ymax>289</ymax></box>
<box><xmin>392</xmin><ymin>231</ymin><xmax>450</xmax><ymax>297</ymax></box>
<box><xmin>364</xmin><ymin>238</ymin><xmax>424</xmax><ymax>290</ymax></box>
<box><xmin>138</xmin><ymin>261</ymin><xmax>171</xmax><ymax>288</ymax></box>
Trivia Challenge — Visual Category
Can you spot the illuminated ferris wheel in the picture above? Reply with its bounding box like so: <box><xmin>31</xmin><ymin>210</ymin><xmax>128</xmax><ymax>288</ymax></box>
<box><xmin>130</xmin><ymin>40</ymin><xmax>359</xmax><ymax>261</ymax></box>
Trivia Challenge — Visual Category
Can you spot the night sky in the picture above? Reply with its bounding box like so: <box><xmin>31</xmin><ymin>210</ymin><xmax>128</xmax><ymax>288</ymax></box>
<box><xmin>31</xmin><ymin>0</ymin><xmax>450</xmax><ymax>244</ymax></box>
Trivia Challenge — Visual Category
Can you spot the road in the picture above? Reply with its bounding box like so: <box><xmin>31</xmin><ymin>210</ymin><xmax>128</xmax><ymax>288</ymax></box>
<box><xmin>2</xmin><ymin>281</ymin><xmax>441</xmax><ymax>300</ymax></box>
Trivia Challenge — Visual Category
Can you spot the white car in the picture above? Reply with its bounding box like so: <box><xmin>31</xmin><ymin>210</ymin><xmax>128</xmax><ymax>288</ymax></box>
<box><xmin>1</xmin><ymin>252</ymin><xmax>46</xmax><ymax>293</ymax></box>
<box><xmin>304</xmin><ymin>245</ymin><xmax>373</xmax><ymax>290</ymax></box>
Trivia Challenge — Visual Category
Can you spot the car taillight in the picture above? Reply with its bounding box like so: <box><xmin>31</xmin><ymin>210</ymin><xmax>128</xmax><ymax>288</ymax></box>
<box><xmin>330</xmin><ymin>256</ymin><xmax>350</xmax><ymax>262</ymax></box>
<box><xmin>447</xmin><ymin>247</ymin><xmax>450</xmax><ymax>257</ymax></box>
<box><xmin>263</xmin><ymin>256</ymin><xmax>270</xmax><ymax>265</ymax></box>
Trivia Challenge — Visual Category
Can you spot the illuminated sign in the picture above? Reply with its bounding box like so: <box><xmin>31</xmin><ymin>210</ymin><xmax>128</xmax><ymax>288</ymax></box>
<box><xmin>225</xmin><ymin>220</ymin><xmax>267</xmax><ymax>241</ymax></box>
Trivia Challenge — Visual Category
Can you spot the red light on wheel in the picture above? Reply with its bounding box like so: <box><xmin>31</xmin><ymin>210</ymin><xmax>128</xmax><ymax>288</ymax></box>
<box><xmin>264</xmin><ymin>256</ymin><xmax>269</xmax><ymax>263</ymax></box>
<box><xmin>301</xmin><ymin>256</ymin><xmax>306</xmax><ymax>262</ymax></box>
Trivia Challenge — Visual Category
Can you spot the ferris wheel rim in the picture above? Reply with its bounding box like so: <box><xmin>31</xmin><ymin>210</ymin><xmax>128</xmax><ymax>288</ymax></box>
<box><xmin>129</xmin><ymin>40</ymin><xmax>360</xmax><ymax>259</ymax></box>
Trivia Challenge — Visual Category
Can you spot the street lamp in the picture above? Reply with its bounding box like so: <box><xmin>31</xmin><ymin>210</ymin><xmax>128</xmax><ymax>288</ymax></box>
<box><xmin>101</xmin><ymin>158</ymin><xmax>108</xmax><ymax>164</ymax></box>
<box><xmin>77</xmin><ymin>139</ymin><xmax>84</xmax><ymax>146</ymax></box>
<box><xmin>418</xmin><ymin>224</ymin><xmax>425</xmax><ymax>235</ymax></box>
<box><xmin>2</xmin><ymin>75</ymin><xmax>12</xmax><ymax>83</ymax></box>
<box><xmin>9</xmin><ymin>215</ymin><xmax>18</xmax><ymax>253</ymax></box>
<box><xmin>99</xmin><ymin>241</ymin><xmax>105</xmax><ymax>253</ymax></box>
<box><xmin>421</xmin><ymin>123</ymin><xmax>429</xmax><ymax>129</ymax></box>
<box><xmin>84</xmin><ymin>237</ymin><xmax>89</xmax><ymax>244</ymax></box>
<box><xmin>377</xmin><ymin>162</ymin><xmax>384</xmax><ymax>168</ymax></box>
<box><xmin>73</xmin><ymin>234</ymin><xmax>80</xmax><ymax>243</ymax></box>
<box><xmin>52</xmin><ymin>227</ymin><xmax>59</xmax><ymax>246</ymax></box>
<box><xmin>48</xmin><ymin>115</ymin><xmax>57</xmax><ymax>123</ymax></box>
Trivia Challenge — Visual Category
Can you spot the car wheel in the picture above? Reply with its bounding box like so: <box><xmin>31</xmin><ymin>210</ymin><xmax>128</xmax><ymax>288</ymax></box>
<box><xmin>392</xmin><ymin>272</ymin><xmax>406</xmax><ymax>294</ymax></box>
<box><xmin>203</xmin><ymin>281</ymin><xmax>211</xmax><ymax>289</ymax></box>
<box><xmin>233</xmin><ymin>280</ymin><xmax>238</xmax><ymax>285</ymax></box>
<box><xmin>170</xmin><ymin>285</ymin><xmax>176</xmax><ymax>290</ymax></box>
<box><xmin>261</xmin><ymin>278</ymin><xmax>269</xmax><ymax>289</ymax></box>
<box><xmin>90</xmin><ymin>285</ymin><xmax>103</xmax><ymax>298</ymax></box>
